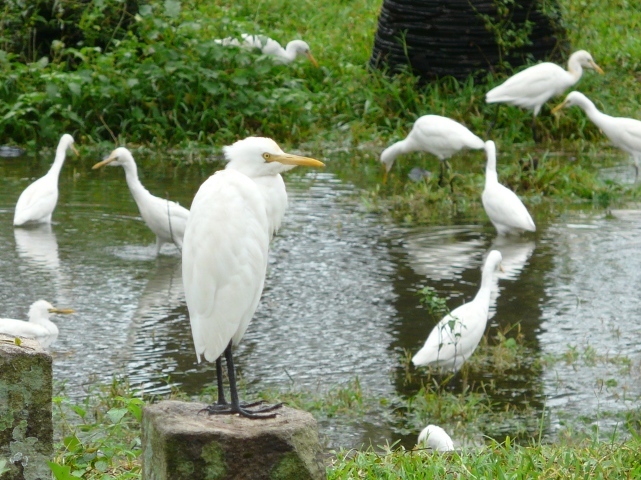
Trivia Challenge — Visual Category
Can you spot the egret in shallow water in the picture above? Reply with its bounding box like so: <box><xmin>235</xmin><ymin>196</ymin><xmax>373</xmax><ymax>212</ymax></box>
<box><xmin>552</xmin><ymin>91</ymin><xmax>641</xmax><ymax>180</ymax></box>
<box><xmin>418</xmin><ymin>425</ymin><xmax>455</xmax><ymax>452</ymax></box>
<box><xmin>215</xmin><ymin>34</ymin><xmax>318</xmax><ymax>66</ymax></box>
<box><xmin>93</xmin><ymin>147</ymin><xmax>190</xmax><ymax>255</ymax></box>
<box><xmin>486</xmin><ymin>50</ymin><xmax>603</xmax><ymax>141</ymax></box>
<box><xmin>482</xmin><ymin>141</ymin><xmax>536</xmax><ymax>235</ymax></box>
<box><xmin>182</xmin><ymin>136</ymin><xmax>324</xmax><ymax>419</ymax></box>
<box><xmin>412</xmin><ymin>250</ymin><xmax>503</xmax><ymax>373</ymax></box>
<box><xmin>14</xmin><ymin>134</ymin><xmax>78</xmax><ymax>227</ymax></box>
<box><xmin>380</xmin><ymin>115</ymin><xmax>484</xmax><ymax>185</ymax></box>
<box><xmin>0</xmin><ymin>300</ymin><xmax>74</xmax><ymax>348</ymax></box>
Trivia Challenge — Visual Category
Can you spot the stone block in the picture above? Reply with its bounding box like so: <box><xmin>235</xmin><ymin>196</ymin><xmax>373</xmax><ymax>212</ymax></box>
<box><xmin>0</xmin><ymin>334</ymin><xmax>53</xmax><ymax>480</ymax></box>
<box><xmin>142</xmin><ymin>400</ymin><xmax>326</xmax><ymax>480</ymax></box>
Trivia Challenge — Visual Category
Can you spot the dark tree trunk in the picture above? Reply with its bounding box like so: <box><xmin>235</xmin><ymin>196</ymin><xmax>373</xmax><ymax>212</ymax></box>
<box><xmin>370</xmin><ymin>0</ymin><xmax>569</xmax><ymax>81</ymax></box>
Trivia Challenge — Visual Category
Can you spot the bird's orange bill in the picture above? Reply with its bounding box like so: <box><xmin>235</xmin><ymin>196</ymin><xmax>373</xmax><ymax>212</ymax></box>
<box><xmin>591</xmin><ymin>61</ymin><xmax>604</xmax><ymax>74</ymax></box>
<box><xmin>550</xmin><ymin>101</ymin><xmax>567</xmax><ymax>115</ymax></box>
<box><xmin>306</xmin><ymin>52</ymin><xmax>319</xmax><ymax>67</ymax></box>
<box><xmin>71</xmin><ymin>145</ymin><xmax>80</xmax><ymax>156</ymax></box>
<box><xmin>48</xmin><ymin>308</ymin><xmax>75</xmax><ymax>314</ymax></box>
<box><xmin>382</xmin><ymin>167</ymin><xmax>389</xmax><ymax>184</ymax></box>
<box><xmin>92</xmin><ymin>151</ymin><xmax>118</xmax><ymax>169</ymax></box>
<box><xmin>268</xmin><ymin>153</ymin><xmax>324</xmax><ymax>168</ymax></box>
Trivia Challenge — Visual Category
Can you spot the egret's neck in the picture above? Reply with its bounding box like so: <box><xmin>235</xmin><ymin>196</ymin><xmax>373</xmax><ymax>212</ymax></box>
<box><xmin>576</xmin><ymin>97</ymin><xmax>607</xmax><ymax>126</ymax></box>
<box><xmin>29</xmin><ymin>315</ymin><xmax>59</xmax><ymax>335</ymax></box>
<box><xmin>46</xmin><ymin>147</ymin><xmax>69</xmax><ymax>179</ymax></box>
<box><xmin>485</xmin><ymin>152</ymin><xmax>498</xmax><ymax>183</ymax></box>
<box><xmin>283</xmin><ymin>44</ymin><xmax>298</xmax><ymax>62</ymax></box>
<box><xmin>566</xmin><ymin>56</ymin><xmax>584</xmax><ymax>83</ymax></box>
<box><xmin>252</xmin><ymin>175</ymin><xmax>288</xmax><ymax>238</ymax></box>
<box><xmin>474</xmin><ymin>260</ymin><xmax>497</xmax><ymax>307</ymax></box>
<box><xmin>121</xmin><ymin>160</ymin><xmax>152</xmax><ymax>204</ymax></box>
<box><xmin>381</xmin><ymin>139</ymin><xmax>413</xmax><ymax>171</ymax></box>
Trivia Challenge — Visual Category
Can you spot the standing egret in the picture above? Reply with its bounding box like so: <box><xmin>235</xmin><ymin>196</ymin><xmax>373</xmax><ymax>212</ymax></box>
<box><xmin>13</xmin><ymin>134</ymin><xmax>78</xmax><ymax>226</ymax></box>
<box><xmin>92</xmin><ymin>147</ymin><xmax>189</xmax><ymax>255</ymax></box>
<box><xmin>418</xmin><ymin>425</ymin><xmax>455</xmax><ymax>452</ymax></box>
<box><xmin>182</xmin><ymin>137</ymin><xmax>324</xmax><ymax>419</ymax></box>
<box><xmin>486</xmin><ymin>50</ymin><xmax>603</xmax><ymax>141</ymax></box>
<box><xmin>0</xmin><ymin>300</ymin><xmax>74</xmax><ymax>348</ymax></box>
<box><xmin>215</xmin><ymin>34</ymin><xmax>318</xmax><ymax>66</ymax></box>
<box><xmin>412</xmin><ymin>250</ymin><xmax>503</xmax><ymax>373</ymax></box>
<box><xmin>380</xmin><ymin>115</ymin><xmax>484</xmax><ymax>185</ymax></box>
<box><xmin>552</xmin><ymin>91</ymin><xmax>641</xmax><ymax>180</ymax></box>
<box><xmin>482</xmin><ymin>141</ymin><xmax>536</xmax><ymax>235</ymax></box>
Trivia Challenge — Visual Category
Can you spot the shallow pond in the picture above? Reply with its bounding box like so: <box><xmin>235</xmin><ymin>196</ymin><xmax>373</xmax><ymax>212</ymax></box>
<box><xmin>0</xmin><ymin>147</ymin><xmax>640</xmax><ymax>450</ymax></box>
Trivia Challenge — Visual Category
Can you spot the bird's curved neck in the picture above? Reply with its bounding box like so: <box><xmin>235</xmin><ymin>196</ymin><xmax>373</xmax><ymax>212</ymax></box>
<box><xmin>474</xmin><ymin>261</ymin><xmax>497</xmax><ymax>306</ymax></box>
<box><xmin>282</xmin><ymin>43</ymin><xmax>298</xmax><ymax>61</ymax></box>
<box><xmin>485</xmin><ymin>152</ymin><xmax>498</xmax><ymax>183</ymax></box>
<box><xmin>576</xmin><ymin>97</ymin><xmax>605</xmax><ymax>125</ymax></box>
<box><xmin>46</xmin><ymin>146</ymin><xmax>68</xmax><ymax>178</ymax></box>
<box><xmin>566</xmin><ymin>56</ymin><xmax>584</xmax><ymax>83</ymax></box>
<box><xmin>121</xmin><ymin>161</ymin><xmax>152</xmax><ymax>203</ymax></box>
<box><xmin>382</xmin><ymin>139</ymin><xmax>413</xmax><ymax>168</ymax></box>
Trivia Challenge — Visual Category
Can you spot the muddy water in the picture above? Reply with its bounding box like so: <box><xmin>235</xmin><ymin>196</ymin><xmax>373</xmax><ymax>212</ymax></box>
<box><xmin>0</xmin><ymin>149</ymin><xmax>639</xmax><ymax>449</ymax></box>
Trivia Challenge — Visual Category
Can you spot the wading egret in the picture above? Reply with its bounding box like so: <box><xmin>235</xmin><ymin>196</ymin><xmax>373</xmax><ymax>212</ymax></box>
<box><xmin>0</xmin><ymin>300</ymin><xmax>74</xmax><ymax>348</ymax></box>
<box><xmin>13</xmin><ymin>134</ymin><xmax>78</xmax><ymax>226</ymax></box>
<box><xmin>418</xmin><ymin>425</ymin><xmax>455</xmax><ymax>452</ymax></box>
<box><xmin>93</xmin><ymin>147</ymin><xmax>190</xmax><ymax>255</ymax></box>
<box><xmin>380</xmin><ymin>115</ymin><xmax>484</xmax><ymax>184</ymax></box>
<box><xmin>182</xmin><ymin>137</ymin><xmax>324</xmax><ymax>419</ymax></box>
<box><xmin>552</xmin><ymin>91</ymin><xmax>641</xmax><ymax>180</ymax></box>
<box><xmin>482</xmin><ymin>141</ymin><xmax>536</xmax><ymax>235</ymax></box>
<box><xmin>486</xmin><ymin>50</ymin><xmax>603</xmax><ymax>141</ymax></box>
<box><xmin>412</xmin><ymin>250</ymin><xmax>503</xmax><ymax>373</ymax></box>
<box><xmin>215</xmin><ymin>34</ymin><xmax>318</xmax><ymax>66</ymax></box>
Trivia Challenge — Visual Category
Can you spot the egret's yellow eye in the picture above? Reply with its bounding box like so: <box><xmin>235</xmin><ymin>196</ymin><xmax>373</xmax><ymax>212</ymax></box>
<box><xmin>263</xmin><ymin>153</ymin><xmax>271</xmax><ymax>160</ymax></box>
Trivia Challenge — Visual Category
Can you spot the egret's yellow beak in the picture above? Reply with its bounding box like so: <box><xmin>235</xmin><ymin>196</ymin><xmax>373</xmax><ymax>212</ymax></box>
<box><xmin>268</xmin><ymin>153</ymin><xmax>324</xmax><ymax>168</ymax></box>
<box><xmin>92</xmin><ymin>151</ymin><xmax>117</xmax><ymax>169</ymax></box>
<box><xmin>499</xmin><ymin>263</ymin><xmax>505</xmax><ymax>273</ymax></box>
<box><xmin>48</xmin><ymin>308</ymin><xmax>75</xmax><ymax>314</ymax></box>
<box><xmin>590</xmin><ymin>61</ymin><xmax>604</xmax><ymax>74</ymax></box>
<box><xmin>306</xmin><ymin>51</ymin><xmax>319</xmax><ymax>67</ymax></box>
<box><xmin>382</xmin><ymin>165</ymin><xmax>389</xmax><ymax>184</ymax></box>
<box><xmin>71</xmin><ymin>145</ymin><xmax>80</xmax><ymax>156</ymax></box>
<box><xmin>550</xmin><ymin>100</ymin><xmax>567</xmax><ymax>115</ymax></box>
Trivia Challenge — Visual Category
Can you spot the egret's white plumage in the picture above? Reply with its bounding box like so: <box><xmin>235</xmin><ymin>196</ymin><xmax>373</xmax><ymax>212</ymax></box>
<box><xmin>0</xmin><ymin>300</ymin><xmax>74</xmax><ymax>347</ymax></box>
<box><xmin>215</xmin><ymin>34</ymin><xmax>318</xmax><ymax>66</ymax></box>
<box><xmin>182</xmin><ymin>137</ymin><xmax>323</xmax><ymax>417</ymax></box>
<box><xmin>380</xmin><ymin>115</ymin><xmax>484</xmax><ymax>178</ymax></box>
<box><xmin>13</xmin><ymin>134</ymin><xmax>78</xmax><ymax>226</ymax></box>
<box><xmin>482</xmin><ymin>141</ymin><xmax>536</xmax><ymax>235</ymax></box>
<box><xmin>412</xmin><ymin>250</ymin><xmax>503</xmax><ymax>373</ymax></box>
<box><xmin>486</xmin><ymin>50</ymin><xmax>603</xmax><ymax>139</ymax></box>
<box><xmin>93</xmin><ymin>147</ymin><xmax>189</xmax><ymax>255</ymax></box>
<box><xmin>418</xmin><ymin>425</ymin><xmax>455</xmax><ymax>452</ymax></box>
<box><xmin>552</xmin><ymin>91</ymin><xmax>641</xmax><ymax>179</ymax></box>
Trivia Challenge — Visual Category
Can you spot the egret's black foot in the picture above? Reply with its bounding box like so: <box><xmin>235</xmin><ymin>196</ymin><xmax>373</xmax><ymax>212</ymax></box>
<box><xmin>200</xmin><ymin>401</ymin><xmax>284</xmax><ymax>419</ymax></box>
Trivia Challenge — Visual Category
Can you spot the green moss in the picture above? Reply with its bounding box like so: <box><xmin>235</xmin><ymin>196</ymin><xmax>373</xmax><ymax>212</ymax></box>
<box><xmin>200</xmin><ymin>441</ymin><xmax>227</xmax><ymax>480</ymax></box>
<box><xmin>270</xmin><ymin>452</ymin><xmax>313</xmax><ymax>480</ymax></box>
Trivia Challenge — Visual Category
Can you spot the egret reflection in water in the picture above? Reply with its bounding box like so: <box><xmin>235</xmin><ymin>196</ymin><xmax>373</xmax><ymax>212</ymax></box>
<box><xmin>14</xmin><ymin>224</ymin><xmax>60</xmax><ymax>270</ymax></box>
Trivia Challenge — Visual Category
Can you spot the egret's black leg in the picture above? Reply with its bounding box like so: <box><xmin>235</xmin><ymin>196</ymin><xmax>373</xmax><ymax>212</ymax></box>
<box><xmin>486</xmin><ymin>104</ymin><xmax>500</xmax><ymax>137</ymax></box>
<box><xmin>531</xmin><ymin>116</ymin><xmax>539</xmax><ymax>143</ymax></box>
<box><xmin>216</xmin><ymin>356</ymin><xmax>227</xmax><ymax>405</ymax></box>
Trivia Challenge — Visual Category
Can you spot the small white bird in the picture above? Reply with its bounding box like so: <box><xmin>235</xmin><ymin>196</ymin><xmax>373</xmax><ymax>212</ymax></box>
<box><xmin>482</xmin><ymin>141</ymin><xmax>536</xmax><ymax>235</ymax></box>
<box><xmin>380</xmin><ymin>115</ymin><xmax>484</xmax><ymax>183</ymax></box>
<box><xmin>13</xmin><ymin>134</ymin><xmax>78</xmax><ymax>226</ymax></box>
<box><xmin>215</xmin><ymin>34</ymin><xmax>318</xmax><ymax>66</ymax></box>
<box><xmin>93</xmin><ymin>147</ymin><xmax>190</xmax><ymax>255</ymax></box>
<box><xmin>412</xmin><ymin>250</ymin><xmax>503</xmax><ymax>373</ymax></box>
<box><xmin>0</xmin><ymin>300</ymin><xmax>74</xmax><ymax>348</ymax></box>
<box><xmin>183</xmin><ymin>137</ymin><xmax>324</xmax><ymax>418</ymax></box>
<box><xmin>552</xmin><ymin>91</ymin><xmax>641</xmax><ymax>180</ymax></box>
<box><xmin>486</xmin><ymin>50</ymin><xmax>603</xmax><ymax>141</ymax></box>
<box><xmin>418</xmin><ymin>425</ymin><xmax>455</xmax><ymax>452</ymax></box>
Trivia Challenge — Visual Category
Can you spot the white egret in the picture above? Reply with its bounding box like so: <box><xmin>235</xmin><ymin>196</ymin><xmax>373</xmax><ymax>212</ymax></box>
<box><xmin>482</xmin><ymin>141</ymin><xmax>536</xmax><ymax>235</ymax></box>
<box><xmin>93</xmin><ymin>147</ymin><xmax>190</xmax><ymax>255</ymax></box>
<box><xmin>486</xmin><ymin>50</ymin><xmax>603</xmax><ymax>141</ymax></box>
<box><xmin>182</xmin><ymin>136</ymin><xmax>324</xmax><ymax>418</ymax></box>
<box><xmin>13</xmin><ymin>134</ymin><xmax>78</xmax><ymax>226</ymax></box>
<box><xmin>552</xmin><ymin>91</ymin><xmax>641</xmax><ymax>180</ymax></box>
<box><xmin>0</xmin><ymin>300</ymin><xmax>74</xmax><ymax>348</ymax></box>
<box><xmin>418</xmin><ymin>425</ymin><xmax>455</xmax><ymax>452</ymax></box>
<box><xmin>380</xmin><ymin>115</ymin><xmax>484</xmax><ymax>184</ymax></box>
<box><xmin>412</xmin><ymin>250</ymin><xmax>503</xmax><ymax>373</ymax></box>
<box><xmin>215</xmin><ymin>34</ymin><xmax>318</xmax><ymax>66</ymax></box>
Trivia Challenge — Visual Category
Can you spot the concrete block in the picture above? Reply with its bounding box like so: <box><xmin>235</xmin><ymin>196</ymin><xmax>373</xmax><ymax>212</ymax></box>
<box><xmin>142</xmin><ymin>400</ymin><xmax>326</xmax><ymax>480</ymax></box>
<box><xmin>0</xmin><ymin>334</ymin><xmax>53</xmax><ymax>480</ymax></box>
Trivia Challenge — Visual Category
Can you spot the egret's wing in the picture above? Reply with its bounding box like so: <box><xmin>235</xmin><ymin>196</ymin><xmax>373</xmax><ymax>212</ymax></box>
<box><xmin>413</xmin><ymin>116</ymin><xmax>484</xmax><ymax>157</ymax></box>
<box><xmin>182</xmin><ymin>170</ymin><xmax>270</xmax><ymax>363</ymax></box>
<box><xmin>0</xmin><ymin>318</ymin><xmax>47</xmax><ymax>338</ymax></box>
<box><xmin>14</xmin><ymin>176</ymin><xmax>58</xmax><ymax>225</ymax></box>
<box><xmin>482</xmin><ymin>183</ymin><xmax>535</xmax><ymax>232</ymax></box>
<box><xmin>486</xmin><ymin>63</ymin><xmax>570</xmax><ymax>107</ymax></box>
<box><xmin>604</xmin><ymin>117</ymin><xmax>641</xmax><ymax>154</ymax></box>
<box><xmin>241</xmin><ymin>34</ymin><xmax>283</xmax><ymax>55</ymax></box>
